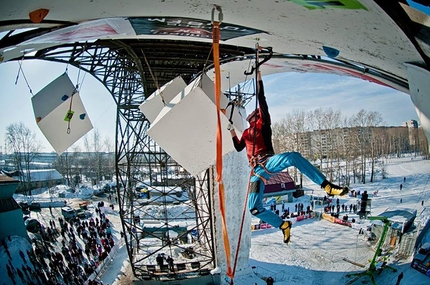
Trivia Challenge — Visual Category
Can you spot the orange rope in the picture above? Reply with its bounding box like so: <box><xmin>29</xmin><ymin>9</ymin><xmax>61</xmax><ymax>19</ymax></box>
<box><xmin>232</xmin><ymin>171</ymin><xmax>252</xmax><ymax>275</ymax></box>
<box><xmin>232</xmin><ymin>156</ymin><xmax>274</xmax><ymax>273</ymax></box>
<box><xmin>213</xmin><ymin>20</ymin><xmax>234</xmax><ymax>280</ymax></box>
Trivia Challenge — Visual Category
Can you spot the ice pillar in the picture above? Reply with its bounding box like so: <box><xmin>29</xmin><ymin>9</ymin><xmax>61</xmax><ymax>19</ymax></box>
<box><xmin>210</xmin><ymin>150</ymin><xmax>257</xmax><ymax>283</ymax></box>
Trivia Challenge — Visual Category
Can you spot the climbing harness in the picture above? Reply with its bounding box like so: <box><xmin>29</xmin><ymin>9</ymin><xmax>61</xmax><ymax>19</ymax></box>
<box><xmin>249</xmin><ymin>153</ymin><xmax>276</xmax><ymax>184</ymax></box>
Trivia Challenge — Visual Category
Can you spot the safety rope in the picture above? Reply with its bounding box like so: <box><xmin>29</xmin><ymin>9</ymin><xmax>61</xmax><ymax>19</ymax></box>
<box><xmin>212</xmin><ymin>5</ymin><xmax>234</xmax><ymax>282</ymax></box>
<box><xmin>230</xmin><ymin>45</ymin><xmax>277</xmax><ymax>280</ymax></box>
<box><xmin>14</xmin><ymin>56</ymin><xmax>34</xmax><ymax>96</ymax></box>
<box><xmin>232</xmin><ymin>155</ymin><xmax>274</xmax><ymax>279</ymax></box>
<box><xmin>142</xmin><ymin>48</ymin><xmax>165</xmax><ymax>105</ymax></box>
<box><xmin>65</xmin><ymin>45</ymin><xmax>88</xmax><ymax>135</ymax></box>
<box><xmin>232</xmin><ymin>171</ymin><xmax>252</xmax><ymax>277</ymax></box>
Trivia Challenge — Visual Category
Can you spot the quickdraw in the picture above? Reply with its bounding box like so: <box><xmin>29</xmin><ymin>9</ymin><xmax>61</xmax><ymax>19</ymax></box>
<box><xmin>225</xmin><ymin>100</ymin><xmax>239</xmax><ymax>125</ymax></box>
<box><xmin>244</xmin><ymin>46</ymin><xmax>273</xmax><ymax>76</ymax></box>
<box><xmin>211</xmin><ymin>4</ymin><xmax>223</xmax><ymax>24</ymax></box>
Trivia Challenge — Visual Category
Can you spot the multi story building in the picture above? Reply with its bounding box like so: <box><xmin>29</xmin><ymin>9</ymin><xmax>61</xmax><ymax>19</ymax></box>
<box><xmin>402</xmin><ymin>119</ymin><xmax>419</xmax><ymax>148</ymax></box>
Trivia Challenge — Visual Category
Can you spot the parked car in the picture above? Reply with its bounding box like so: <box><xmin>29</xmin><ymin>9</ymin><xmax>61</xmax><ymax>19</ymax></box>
<box><xmin>29</xmin><ymin>202</ymin><xmax>41</xmax><ymax>211</ymax></box>
<box><xmin>25</xmin><ymin>218</ymin><xmax>41</xmax><ymax>233</ymax></box>
<box><xmin>93</xmin><ymin>188</ymin><xmax>104</xmax><ymax>196</ymax></box>
<box><xmin>103</xmin><ymin>184</ymin><xmax>113</xmax><ymax>193</ymax></box>
<box><xmin>415</xmin><ymin>243</ymin><xmax>430</xmax><ymax>262</ymax></box>
<box><xmin>61</xmin><ymin>206</ymin><xmax>76</xmax><ymax>220</ymax></box>
<box><xmin>76</xmin><ymin>208</ymin><xmax>91</xmax><ymax>219</ymax></box>
<box><xmin>19</xmin><ymin>202</ymin><xmax>30</xmax><ymax>214</ymax></box>
<box><xmin>411</xmin><ymin>243</ymin><xmax>430</xmax><ymax>276</ymax></box>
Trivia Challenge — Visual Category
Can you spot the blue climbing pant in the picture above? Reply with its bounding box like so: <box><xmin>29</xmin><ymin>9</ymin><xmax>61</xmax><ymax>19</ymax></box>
<box><xmin>248</xmin><ymin>151</ymin><xmax>326</xmax><ymax>228</ymax></box>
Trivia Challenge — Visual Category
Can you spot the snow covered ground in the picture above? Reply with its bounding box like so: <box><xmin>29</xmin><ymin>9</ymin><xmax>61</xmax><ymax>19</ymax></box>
<box><xmin>244</xmin><ymin>155</ymin><xmax>430</xmax><ymax>285</ymax></box>
<box><xmin>1</xmin><ymin>154</ymin><xmax>430</xmax><ymax>285</ymax></box>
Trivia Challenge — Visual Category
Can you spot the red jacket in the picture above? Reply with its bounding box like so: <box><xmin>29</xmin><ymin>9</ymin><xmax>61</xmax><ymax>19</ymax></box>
<box><xmin>232</xmin><ymin>79</ymin><xmax>274</xmax><ymax>161</ymax></box>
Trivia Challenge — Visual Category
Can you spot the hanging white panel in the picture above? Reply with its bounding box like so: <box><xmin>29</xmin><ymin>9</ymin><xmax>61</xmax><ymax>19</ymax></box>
<box><xmin>31</xmin><ymin>73</ymin><xmax>93</xmax><ymax>155</ymax></box>
<box><xmin>139</xmin><ymin>76</ymin><xmax>186</xmax><ymax>123</ymax></box>
<box><xmin>151</xmin><ymin>73</ymin><xmax>245</xmax><ymax>128</ymax></box>
<box><xmin>145</xmin><ymin>73</ymin><xmax>244</xmax><ymax>176</ymax></box>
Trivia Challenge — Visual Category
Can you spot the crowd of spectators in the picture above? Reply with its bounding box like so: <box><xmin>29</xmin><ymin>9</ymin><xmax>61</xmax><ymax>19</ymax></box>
<box><xmin>1</xmin><ymin>202</ymin><xmax>115</xmax><ymax>285</ymax></box>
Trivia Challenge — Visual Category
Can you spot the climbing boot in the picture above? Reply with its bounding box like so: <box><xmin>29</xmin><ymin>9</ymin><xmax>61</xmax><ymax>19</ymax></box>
<box><xmin>280</xmin><ymin>221</ymin><xmax>292</xmax><ymax>244</ymax></box>
<box><xmin>321</xmin><ymin>180</ymin><xmax>349</xmax><ymax>196</ymax></box>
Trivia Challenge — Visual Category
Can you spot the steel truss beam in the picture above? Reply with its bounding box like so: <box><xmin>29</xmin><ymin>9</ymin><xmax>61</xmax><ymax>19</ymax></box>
<box><xmin>11</xmin><ymin>38</ymin><xmax>405</xmax><ymax>282</ymax></box>
<box><xmin>15</xmin><ymin>40</ymin><xmax>230</xmax><ymax>281</ymax></box>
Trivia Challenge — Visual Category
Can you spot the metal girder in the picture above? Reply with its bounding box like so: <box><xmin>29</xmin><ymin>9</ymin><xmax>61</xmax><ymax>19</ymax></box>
<box><xmin>10</xmin><ymin>36</ymin><xmax>407</xmax><ymax>281</ymax></box>
<box><xmin>10</xmin><ymin>39</ymin><xmax>230</xmax><ymax>281</ymax></box>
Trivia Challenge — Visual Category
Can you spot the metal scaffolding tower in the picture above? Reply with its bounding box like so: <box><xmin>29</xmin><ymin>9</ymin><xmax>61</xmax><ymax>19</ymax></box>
<box><xmin>8</xmin><ymin>39</ymin><xmax>253</xmax><ymax>281</ymax></box>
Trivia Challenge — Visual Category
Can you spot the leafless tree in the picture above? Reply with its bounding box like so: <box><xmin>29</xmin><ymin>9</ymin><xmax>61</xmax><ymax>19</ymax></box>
<box><xmin>272</xmin><ymin>107</ymin><xmax>427</xmax><ymax>188</ymax></box>
<box><xmin>273</xmin><ymin>110</ymin><xmax>308</xmax><ymax>184</ymax></box>
<box><xmin>307</xmin><ymin>108</ymin><xmax>343</xmax><ymax>181</ymax></box>
<box><xmin>83</xmin><ymin>129</ymin><xmax>101</xmax><ymax>185</ymax></box>
<box><xmin>308</xmin><ymin>108</ymin><xmax>326</xmax><ymax>171</ymax></box>
<box><xmin>103</xmin><ymin>136</ymin><xmax>115</xmax><ymax>181</ymax></box>
<box><xmin>5</xmin><ymin>122</ymin><xmax>41</xmax><ymax>195</ymax></box>
<box><xmin>366</xmin><ymin>112</ymin><xmax>384</xmax><ymax>182</ymax></box>
<box><xmin>418</xmin><ymin>128</ymin><xmax>430</xmax><ymax>159</ymax></box>
<box><xmin>320</xmin><ymin>108</ymin><xmax>342</xmax><ymax>182</ymax></box>
<box><xmin>272</xmin><ymin>119</ymin><xmax>291</xmax><ymax>154</ymax></box>
<box><xmin>82</xmin><ymin>128</ymin><xmax>114</xmax><ymax>185</ymax></box>
<box><xmin>53</xmin><ymin>146</ymin><xmax>80</xmax><ymax>187</ymax></box>
<box><xmin>350</xmin><ymin>110</ymin><xmax>367</xmax><ymax>183</ymax></box>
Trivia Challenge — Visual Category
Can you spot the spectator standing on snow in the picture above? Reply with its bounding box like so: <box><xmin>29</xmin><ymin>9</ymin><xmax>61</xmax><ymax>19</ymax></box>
<box><xmin>166</xmin><ymin>255</ymin><xmax>175</xmax><ymax>272</ymax></box>
<box><xmin>395</xmin><ymin>272</ymin><xmax>404</xmax><ymax>285</ymax></box>
<box><xmin>156</xmin><ymin>254</ymin><xmax>164</xmax><ymax>267</ymax></box>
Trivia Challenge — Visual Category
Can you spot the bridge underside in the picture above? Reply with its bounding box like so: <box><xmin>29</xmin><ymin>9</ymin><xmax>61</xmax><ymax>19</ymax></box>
<box><xmin>1</xmin><ymin>0</ymin><xmax>430</xmax><ymax>282</ymax></box>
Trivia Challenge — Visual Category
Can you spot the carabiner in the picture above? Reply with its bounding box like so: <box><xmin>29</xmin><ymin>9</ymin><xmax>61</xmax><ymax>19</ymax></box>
<box><xmin>211</xmin><ymin>5</ymin><xmax>223</xmax><ymax>24</ymax></box>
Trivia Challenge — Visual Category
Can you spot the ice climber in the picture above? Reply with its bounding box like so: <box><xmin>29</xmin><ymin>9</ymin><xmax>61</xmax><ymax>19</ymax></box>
<box><xmin>229</xmin><ymin>71</ymin><xmax>349</xmax><ymax>244</ymax></box>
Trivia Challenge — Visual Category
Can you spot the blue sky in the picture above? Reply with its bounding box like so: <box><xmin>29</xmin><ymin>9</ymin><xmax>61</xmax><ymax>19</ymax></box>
<box><xmin>408</xmin><ymin>0</ymin><xmax>430</xmax><ymax>16</ymax></box>
<box><xmin>0</xmin><ymin>60</ymin><xmax>419</xmax><ymax>153</ymax></box>
<box><xmin>0</xmin><ymin>60</ymin><xmax>117</xmax><ymax>153</ymax></box>
<box><xmin>260</xmin><ymin>72</ymin><xmax>418</xmax><ymax>126</ymax></box>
